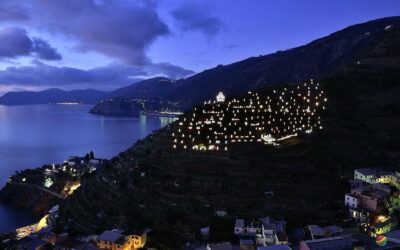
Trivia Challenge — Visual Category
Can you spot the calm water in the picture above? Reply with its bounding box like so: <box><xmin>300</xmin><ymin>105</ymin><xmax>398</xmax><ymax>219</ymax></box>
<box><xmin>0</xmin><ymin>104</ymin><xmax>175</xmax><ymax>232</ymax></box>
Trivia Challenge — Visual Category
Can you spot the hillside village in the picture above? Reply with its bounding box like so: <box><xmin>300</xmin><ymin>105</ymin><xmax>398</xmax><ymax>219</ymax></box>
<box><xmin>6</xmin><ymin>167</ymin><xmax>400</xmax><ymax>250</ymax></box>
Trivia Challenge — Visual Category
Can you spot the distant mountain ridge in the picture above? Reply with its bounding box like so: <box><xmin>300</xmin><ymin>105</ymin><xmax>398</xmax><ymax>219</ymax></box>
<box><xmin>0</xmin><ymin>88</ymin><xmax>108</xmax><ymax>105</ymax></box>
<box><xmin>0</xmin><ymin>77</ymin><xmax>179</xmax><ymax>106</ymax></box>
<box><xmin>107</xmin><ymin>77</ymin><xmax>178</xmax><ymax>99</ymax></box>
<box><xmin>89</xmin><ymin>16</ymin><xmax>400</xmax><ymax>116</ymax></box>
<box><xmin>89</xmin><ymin>77</ymin><xmax>182</xmax><ymax>116</ymax></box>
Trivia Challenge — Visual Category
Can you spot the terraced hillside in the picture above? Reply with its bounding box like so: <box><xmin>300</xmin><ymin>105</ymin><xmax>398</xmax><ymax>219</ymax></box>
<box><xmin>62</xmin><ymin>76</ymin><xmax>400</xmax><ymax>248</ymax></box>
<box><xmin>62</xmin><ymin>128</ymin><xmax>345</xmax><ymax>241</ymax></box>
<box><xmin>60</xmin><ymin>24</ymin><xmax>400</xmax><ymax>249</ymax></box>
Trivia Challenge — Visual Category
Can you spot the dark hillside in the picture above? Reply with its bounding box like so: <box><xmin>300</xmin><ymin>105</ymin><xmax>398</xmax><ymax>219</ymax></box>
<box><xmin>169</xmin><ymin>16</ymin><xmax>400</xmax><ymax>109</ymax></box>
<box><xmin>107</xmin><ymin>77</ymin><xmax>178</xmax><ymax>99</ymax></box>
<box><xmin>0</xmin><ymin>88</ymin><xmax>108</xmax><ymax>105</ymax></box>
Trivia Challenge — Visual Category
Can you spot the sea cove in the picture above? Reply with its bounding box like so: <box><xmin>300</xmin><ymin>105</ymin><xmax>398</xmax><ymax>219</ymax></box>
<box><xmin>0</xmin><ymin>104</ymin><xmax>174</xmax><ymax>232</ymax></box>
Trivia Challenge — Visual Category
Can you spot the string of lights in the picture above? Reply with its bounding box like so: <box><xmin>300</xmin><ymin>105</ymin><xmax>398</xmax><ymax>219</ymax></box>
<box><xmin>172</xmin><ymin>79</ymin><xmax>327</xmax><ymax>151</ymax></box>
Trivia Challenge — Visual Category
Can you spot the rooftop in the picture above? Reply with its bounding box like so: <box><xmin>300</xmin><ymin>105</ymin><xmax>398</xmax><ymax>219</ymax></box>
<box><xmin>362</xmin><ymin>189</ymin><xmax>390</xmax><ymax>199</ymax></box>
<box><xmin>183</xmin><ymin>242</ymin><xmax>208</xmax><ymax>250</ymax></box>
<box><xmin>239</xmin><ymin>239</ymin><xmax>254</xmax><ymax>246</ymax></box>
<box><xmin>355</xmin><ymin>168</ymin><xmax>379</xmax><ymax>176</ymax></box>
<box><xmin>308</xmin><ymin>225</ymin><xmax>325</xmax><ymax>236</ymax></box>
<box><xmin>17</xmin><ymin>237</ymin><xmax>48</xmax><ymax>249</ymax></box>
<box><xmin>324</xmin><ymin>225</ymin><xmax>343</xmax><ymax>234</ymax></box>
<box><xmin>302</xmin><ymin>236</ymin><xmax>354</xmax><ymax>250</ymax></box>
<box><xmin>210</xmin><ymin>242</ymin><xmax>234</xmax><ymax>250</ymax></box>
<box><xmin>345</xmin><ymin>193</ymin><xmax>359</xmax><ymax>199</ymax></box>
<box><xmin>49</xmin><ymin>204</ymin><xmax>59</xmax><ymax>213</ymax></box>
<box><xmin>386</xmin><ymin>229</ymin><xmax>400</xmax><ymax>241</ymax></box>
<box><xmin>97</xmin><ymin>230</ymin><xmax>123</xmax><ymax>242</ymax></box>
<box><xmin>235</xmin><ymin>219</ymin><xmax>244</xmax><ymax>228</ymax></box>
<box><xmin>257</xmin><ymin>245</ymin><xmax>291</xmax><ymax>250</ymax></box>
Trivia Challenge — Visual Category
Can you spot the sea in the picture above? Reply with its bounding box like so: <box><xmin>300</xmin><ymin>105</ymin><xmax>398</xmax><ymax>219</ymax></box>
<box><xmin>0</xmin><ymin>104</ymin><xmax>175</xmax><ymax>232</ymax></box>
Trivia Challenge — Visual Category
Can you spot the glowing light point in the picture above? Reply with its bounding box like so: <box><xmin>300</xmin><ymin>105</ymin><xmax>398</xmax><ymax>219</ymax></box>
<box><xmin>44</xmin><ymin>177</ymin><xmax>54</xmax><ymax>188</ymax></box>
<box><xmin>216</xmin><ymin>92</ymin><xmax>226</xmax><ymax>102</ymax></box>
<box><xmin>261</xmin><ymin>134</ymin><xmax>277</xmax><ymax>145</ymax></box>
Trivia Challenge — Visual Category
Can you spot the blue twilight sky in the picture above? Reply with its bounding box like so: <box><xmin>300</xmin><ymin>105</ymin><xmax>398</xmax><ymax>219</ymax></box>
<box><xmin>0</xmin><ymin>0</ymin><xmax>399</xmax><ymax>95</ymax></box>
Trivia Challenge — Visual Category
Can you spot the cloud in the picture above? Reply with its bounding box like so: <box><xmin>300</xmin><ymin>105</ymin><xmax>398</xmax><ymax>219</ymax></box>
<box><xmin>0</xmin><ymin>61</ymin><xmax>194</xmax><ymax>88</ymax></box>
<box><xmin>0</xmin><ymin>28</ymin><xmax>32</xmax><ymax>58</ymax></box>
<box><xmin>143</xmin><ymin>62</ymin><xmax>195</xmax><ymax>79</ymax></box>
<box><xmin>171</xmin><ymin>2</ymin><xmax>223</xmax><ymax>36</ymax></box>
<box><xmin>0</xmin><ymin>0</ymin><xmax>30</xmax><ymax>21</ymax></box>
<box><xmin>0</xmin><ymin>0</ymin><xmax>170</xmax><ymax>65</ymax></box>
<box><xmin>0</xmin><ymin>0</ymin><xmax>195</xmax><ymax>89</ymax></box>
<box><xmin>32</xmin><ymin>38</ymin><xmax>62</xmax><ymax>60</ymax></box>
<box><xmin>0</xmin><ymin>27</ymin><xmax>61</xmax><ymax>61</ymax></box>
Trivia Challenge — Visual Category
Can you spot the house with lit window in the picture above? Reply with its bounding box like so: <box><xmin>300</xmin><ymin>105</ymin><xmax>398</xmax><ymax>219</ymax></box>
<box><xmin>235</xmin><ymin>219</ymin><xmax>266</xmax><ymax>246</ymax></box>
<box><xmin>354</xmin><ymin>168</ymin><xmax>380</xmax><ymax>183</ymax></box>
<box><xmin>354</xmin><ymin>168</ymin><xmax>400</xmax><ymax>188</ymax></box>
<box><xmin>344</xmin><ymin>193</ymin><xmax>359</xmax><ymax>209</ymax></box>
<box><xmin>259</xmin><ymin>217</ymin><xmax>288</xmax><ymax>245</ymax></box>
<box><xmin>96</xmin><ymin>229</ymin><xmax>146</xmax><ymax>250</ymax></box>
<box><xmin>349</xmin><ymin>186</ymin><xmax>389</xmax><ymax>213</ymax></box>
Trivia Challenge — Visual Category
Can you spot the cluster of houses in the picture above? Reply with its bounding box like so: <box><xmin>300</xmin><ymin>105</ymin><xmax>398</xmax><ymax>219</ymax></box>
<box><xmin>5</xmin><ymin>227</ymin><xmax>148</xmax><ymax>250</ymax></box>
<box><xmin>61</xmin><ymin>155</ymin><xmax>104</xmax><ymax>176</ymax></box>
<box><xmin>345</xmin><ymin>168</ymin><xmax>400</xmax><ymax>236</ymax></box>
<box><xmin>184</xmin><ymin>206</ymin><xmax>400</xmax><ymax>250</ymax></box>
<box><xmin>233</xmin><ymin>217</ymin><xmax>288</xmax><ymax>248</ymax></box>
<box><xmin>8</xmin><ymin>166</ymin><xmax>400</xmax><ymax>250</ymax></box>
<box><xmin>42</xmin><ymin>153</ymin><xmax>104</xmax><ymax>179</ymax></box>
<box><xmin>15</xmin><ymin>205</ymin><xmax>59</xmax><ymax>240</ymax></box>
<box><xmin>185</xmin><ymin>215</ymin><xmax>291</xmax><ymax>250</ymax></box>
<box><xmin>96</xmin><ymin>229</ymin><xmax>147</xmax><ymax>250</ymax></box>
<box><xmin>9</xmin><ymin>154</ymin><xmax>104</xmax><ymax>190</ymax></box>
<box><xmin>298</xmin><ymin>228</ymin><xmax>400</xmax><ymax>249</ymax></box>
<box><xmin>185</xmin><ymin>224</ymin><xmax>400</xmax><ymax>250</ymax></box>
<box><xmin>172</xmin><ymin>80</ymin><xmax>327</xmax><ymax>151</ymax></box>
<box><xmin>41</xmin><ymin>154</ymin><xmax>104</xmax><ymax>191</ymax></box>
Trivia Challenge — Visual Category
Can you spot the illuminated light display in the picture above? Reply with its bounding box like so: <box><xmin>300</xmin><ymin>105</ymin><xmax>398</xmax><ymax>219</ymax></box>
<box><xmin>216</xmin><ymin>92</ymin><xmax>226</xmax><ymax>102</ymax></box>
<box><xmin>375</xmin><ymin>235</ymin><xmax>387</xmax><ymax>246</ymax></box>
<box><xmin>43</xmin><ymin>177</ymin><xmax>54</xmax><ymax>188</ymax></box>
<box><xmin>172</xmin><ymin>79</ymin><xmax>327</xmax><ymax>151</ymax></box>
<box><xmin>261</xmin><ymin>134</ymin><xmax>278</xmax><ymax>146</ymax></box>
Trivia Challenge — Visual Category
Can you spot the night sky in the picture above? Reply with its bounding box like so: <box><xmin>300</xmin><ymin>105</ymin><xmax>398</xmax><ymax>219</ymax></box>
<box><xmin>0</xmin><ymin>0</ymin><xmax>399</xmax><ymax>95</ymax></box>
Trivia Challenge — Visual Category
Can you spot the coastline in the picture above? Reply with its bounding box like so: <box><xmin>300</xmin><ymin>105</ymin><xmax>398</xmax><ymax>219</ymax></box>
<box><xmin>140</xmin><ymin>111</ymin><xmax>183</xmax><ymax>118</ymax></box>
<box><xmin>0</xmin><ymin>104</ymin><xmax>174</xmax><ymax>234</ymax></box>
<box><xmin>0</xmin><ymin>203</ymin><xmax>38</xmax><ymax>234</ymax></box>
